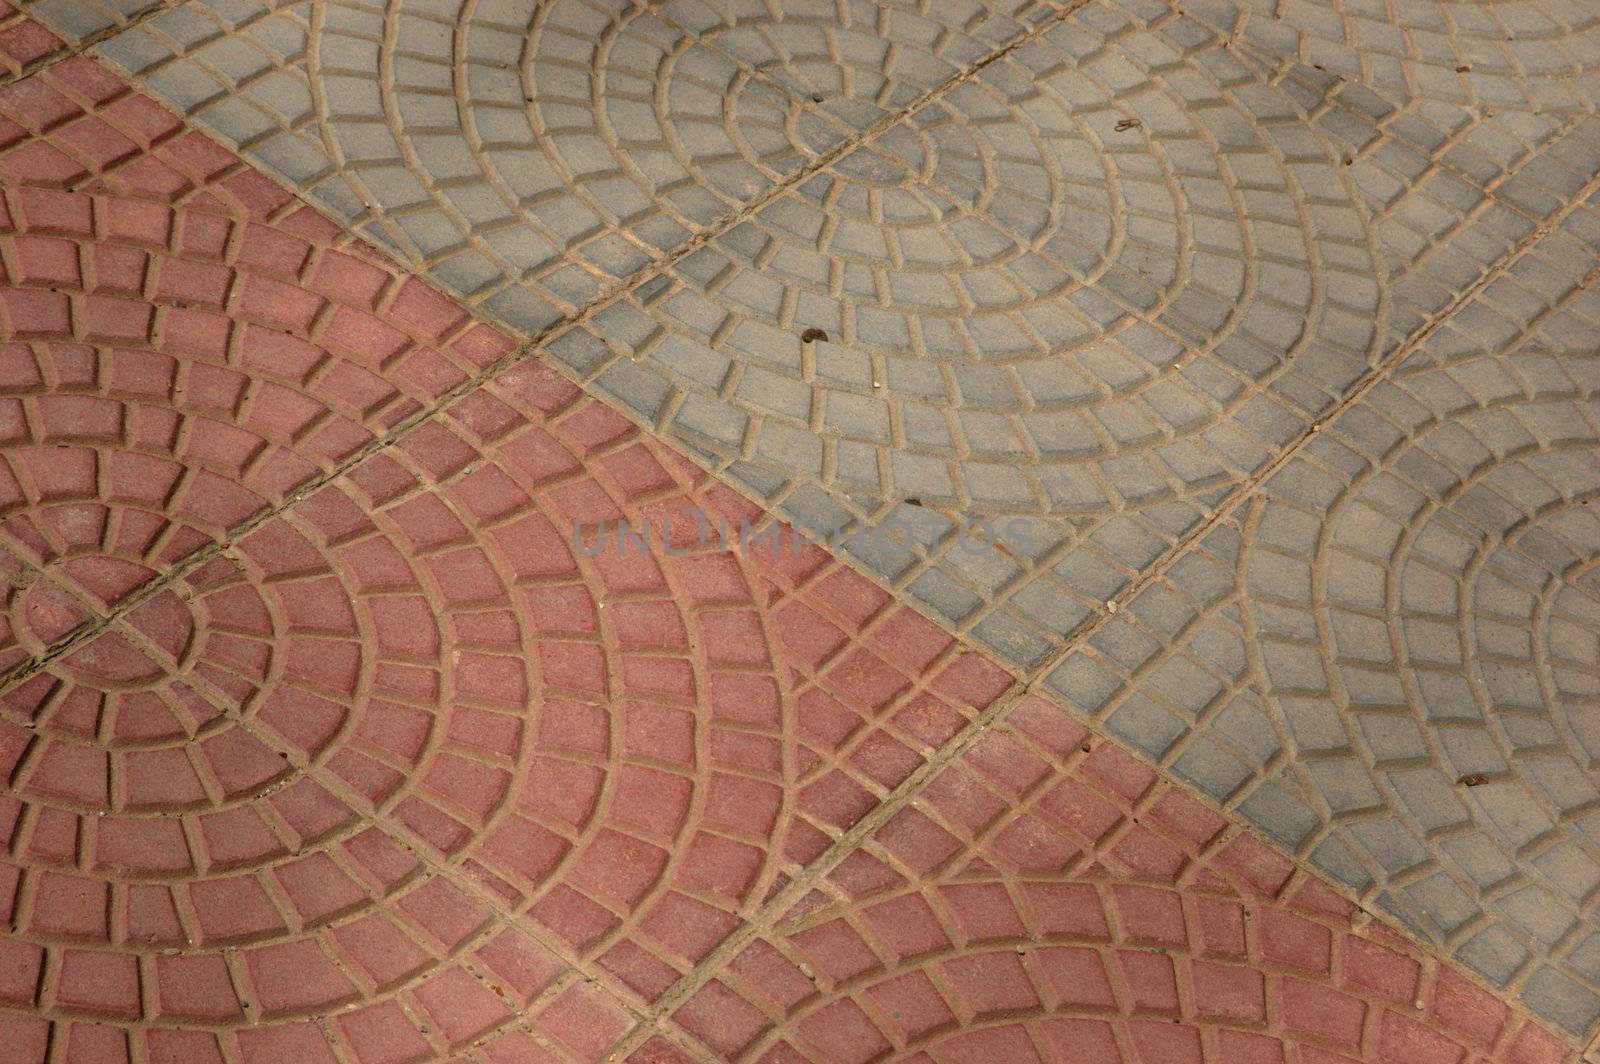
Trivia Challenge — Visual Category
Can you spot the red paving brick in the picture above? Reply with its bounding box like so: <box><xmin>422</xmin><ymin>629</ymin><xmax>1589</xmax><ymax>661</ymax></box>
<box><xmin>0</xmin><ymin>38</ymin><xmax>1582</xmax><ymax>1064</ymax></box>
<box><xmin>0</xmin><ymin>4</ymin><xmax>64</xmax><ymax>83</ymax></box>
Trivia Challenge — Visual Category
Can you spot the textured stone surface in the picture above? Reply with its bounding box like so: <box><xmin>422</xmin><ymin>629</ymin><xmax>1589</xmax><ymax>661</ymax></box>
<box><xmin>5</xmin><ymin>0</ymin><xmax>1599</xmax><ymax>1054</ymax></box>
<box><xmin>0</xmin><ymin>1</ymin><xmax>67</xmax><ymax>79</ymax></box>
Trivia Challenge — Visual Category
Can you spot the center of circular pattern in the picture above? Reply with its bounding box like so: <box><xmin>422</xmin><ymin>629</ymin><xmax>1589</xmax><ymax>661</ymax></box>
<box><xmin>704</xmin><ymin>21</ymin><xmax>1118</xmax><ymax>316</ymax></box>
<box><xmin>1249</xmin><ymin>392</ymin><xmax>1600</xmax><ymax>953</ymax></box>
<box><xmin>542</xmin><ymin>12</ymin><xmax>1385</xmax><ymax>521</ymax></box>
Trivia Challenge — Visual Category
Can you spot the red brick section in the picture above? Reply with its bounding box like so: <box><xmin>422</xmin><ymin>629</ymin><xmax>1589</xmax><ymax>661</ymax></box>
<box><xmin>0</xmin><ymin>52</ymin><xmax>505</xmax><ymax>680</ymax></box>
<box><xmin>0</xmin><ymin>49</ymin><xmax>1579</xmax><ymax>1064</ymax></box>
<box><xmin>653</xmin><ymin>698</ymin><xmax>1574</xmax><ymax>1064</ymax></box>
<box><xmin>219</xmin><ymin>359</ymin><xmax>1011</xmax><ymax>969</ymax></box>
<box><xmin>0</xmin><ymin>300</ymin><xmax>1014</xmax><ymax>1060</ymax></box>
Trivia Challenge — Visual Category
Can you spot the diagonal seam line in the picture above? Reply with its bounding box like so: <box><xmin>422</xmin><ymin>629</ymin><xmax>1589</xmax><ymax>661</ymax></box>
<box><xmin>0</xmin><ymin>0</ymin><xmax>188</xmax><ymax>87</ymax></box>
<box><xmin>1015</xmin><ymin>169</ymin><xmax>1600</xmax><ymax>691</ymax></box>
<box><xmin>1171</xmin><ymin>257</ymin><xmax>1600</xmax><ymax>963</ymax></box>
<box><xmin>0</xmin><ymin>0</ymin><xmax>1098</xmax><ymax>697</ymax></box>
<box><xmin>720</xmin><ymin>712</ymin><xmax>1337</xmax><ymax>1062</ymax></box>
<box><xmin>600</xmin><ymin>162</ymin><xmax>1600</xmax><ymax>1050</ymax></box>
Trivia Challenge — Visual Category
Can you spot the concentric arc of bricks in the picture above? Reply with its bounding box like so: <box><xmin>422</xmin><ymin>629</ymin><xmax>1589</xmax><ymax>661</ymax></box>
<box><xmin>643</xmin><ymin>697</ymin><xmax>1575</xmax><ymax>1064</ymax></box>
<box><xmin>0</xmin><ymin>2</ymin><xmax>1593</xmax><ymax>1063</ymax></box>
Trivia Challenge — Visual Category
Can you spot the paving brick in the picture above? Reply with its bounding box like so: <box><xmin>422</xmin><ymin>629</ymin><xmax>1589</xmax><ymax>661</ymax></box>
<box><xmin>1186</xmin><ymin>0</ymin><xmax>1600</xmax><ymax>113</ymax></box>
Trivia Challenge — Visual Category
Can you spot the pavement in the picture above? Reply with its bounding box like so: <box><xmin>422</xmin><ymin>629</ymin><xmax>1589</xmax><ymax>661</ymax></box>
<box><xmin>0</xmin><ymin>0</ymin><xmax>1596</xmax><ymax>1060</ymax></box>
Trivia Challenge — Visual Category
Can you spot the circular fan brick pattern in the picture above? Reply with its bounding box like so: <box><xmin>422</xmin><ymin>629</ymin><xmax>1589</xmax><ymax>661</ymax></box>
<box><xmin>566</xmin><ymin>6</ymin><xmax>1382</xmax><ymax>519</ymax></box>
<box><xmin>661</xmin><ymin>698</ymin><xmax>1574</xmax><ymax>1063</ymax></box>
<box><xmin>1045</xmin><ymin>306</ymin><xmax>1600</xmax><ymax>1037</ymax></box>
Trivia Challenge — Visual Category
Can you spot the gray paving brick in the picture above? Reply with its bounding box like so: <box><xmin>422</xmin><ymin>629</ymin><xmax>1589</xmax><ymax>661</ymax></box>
<box><xmin>26</xmin><ymin>0</ymin><xmax>164</xmax><ymax>41</ymax></box>
<box><xmin>1524</xmin><ymin>968</ymin><xmax>1600</xmax><ymax>1037</ymax></box>
<box><xmin>1033</xmin><ymin>239</ymin><xmax>1600</xmax><ymax>1035</ymax></box>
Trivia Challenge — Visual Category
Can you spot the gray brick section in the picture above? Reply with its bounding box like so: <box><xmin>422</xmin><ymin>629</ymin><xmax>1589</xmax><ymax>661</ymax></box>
<box><xmin>1181</xmin><ymin>0</ymin><xmax>1600</xmax><ymax>114</ymax></box>
<box><xmin>19</xmin><ymin>0</ymin><xmax>164</xmax><ymax>42</ymax></box>
<box><xmin>1046</xmin><ymin>202</ymin><xmax>1600</xmax><ymax>1035</ymax></box>
<box><xmin>540</xmin><ymin>4</ymin><xmax>1406</xmax><ymax>668</ymax></box>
